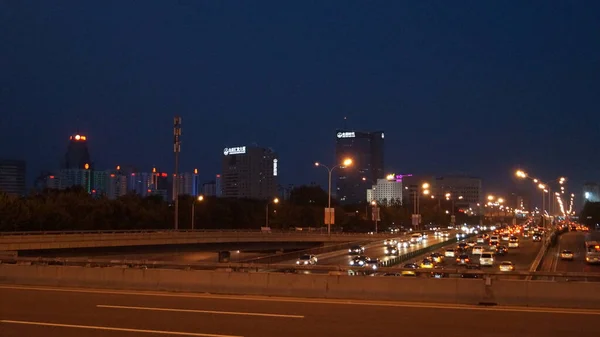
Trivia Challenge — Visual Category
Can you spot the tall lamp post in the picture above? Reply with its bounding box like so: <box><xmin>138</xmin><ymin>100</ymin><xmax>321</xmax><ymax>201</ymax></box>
<box><xmin>266</xmin><ymin>198</ymin><xmax>279</xmax><ymax>228</ymax></box>
<box><xmin>191</xmin><ymin>195</ymin><xmax>204</xmax><ymax>230</ymax></box>
<box><xmin>315</xmin><ymin>158</ymin><xmax>353</xmax><ymax>235</ymax></box>
<box><xmin>371</xmin><ymin>200</ymin><xmax>379</xmax><ymax>233</ymax></box>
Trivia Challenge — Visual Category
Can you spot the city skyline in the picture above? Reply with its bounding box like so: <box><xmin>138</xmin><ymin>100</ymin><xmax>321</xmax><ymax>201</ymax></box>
<box><xmin>1</xmin><ymin>2</ymin><xmax>598</xmax><ymax>203</ymax></box>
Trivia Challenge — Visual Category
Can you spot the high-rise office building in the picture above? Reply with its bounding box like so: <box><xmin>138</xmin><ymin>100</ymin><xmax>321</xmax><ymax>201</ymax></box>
<box><xmin>57</xmin><ymin>168</ymin><xmax>93</xmax><ymax>192</ymax></box>
<box><xmin>215</xmin><ymin>174</ymin><xmax>222</xmax><ymax>197</ymax></box>
<box><xmin>63</xmin><ymin>134</ymin><xmax>91</xmax><ymax>169</ymax></box>
<box><xmin>202</xmin><ymin>180</ymin><xmax>217</xmax><ymax>196</ymax></box>
<box><xmin>221</xmin><ymin>145</ymin><xmax>278</xmax><ymax>199</ymax></box>
<box><xmin>0</xmin><ymin>159</ymin><xmax>26</xmax><ymax>196</ymax></box>
<box><xmin>335</xmin><ymin>130</ymin><xmax>384</xmax><ymax>204</ymax></box>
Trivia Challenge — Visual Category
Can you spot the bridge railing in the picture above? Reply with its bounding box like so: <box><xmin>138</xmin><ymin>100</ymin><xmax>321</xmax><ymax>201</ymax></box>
<box><xmin>3</xmin><ymin>255</ymin><xmax>597</xmax><ymax>280</ymax></box>
<box><xmin>0</xmin><ymin>229</ymin><xmax>400</xmax><ymax>237</ymax></box>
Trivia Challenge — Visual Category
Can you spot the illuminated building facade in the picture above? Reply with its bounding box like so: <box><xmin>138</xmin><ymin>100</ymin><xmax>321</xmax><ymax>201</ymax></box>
<box><xmin>221</xmin><ymin>145</ymin><xmax>278</xmax><ymax>199</ymax></box>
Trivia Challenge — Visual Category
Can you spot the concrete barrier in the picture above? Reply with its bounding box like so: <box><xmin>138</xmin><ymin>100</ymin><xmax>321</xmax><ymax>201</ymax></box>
<box><xmin>2</xmin><ymin>264</ymin><xmax>600</xmax><ymax>308</ymax></box>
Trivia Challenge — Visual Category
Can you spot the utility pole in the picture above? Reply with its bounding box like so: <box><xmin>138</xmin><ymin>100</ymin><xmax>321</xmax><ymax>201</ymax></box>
<box><xmin>173</xmin><ymin>116</ymin><xmax>182</xmax><ymax>230</ymax></box>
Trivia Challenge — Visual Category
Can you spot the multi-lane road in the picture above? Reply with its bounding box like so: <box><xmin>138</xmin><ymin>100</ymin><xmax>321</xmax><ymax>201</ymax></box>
<box><xmin>282</xmin><ymin>231</ymin><xmax>453</xmax><ymax>266</ymax></box>
<box><xmin>1</xmin><ymin>285</ymin><xmax>598</xmax><ymax>337</ymax></box>
<box><xmin>539</xmin><ymin>231</ymin><xmax>600</xmax><ymax>280</ymax></box>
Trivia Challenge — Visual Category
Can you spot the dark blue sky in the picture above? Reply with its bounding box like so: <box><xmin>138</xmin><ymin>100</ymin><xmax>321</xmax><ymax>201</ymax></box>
<box><xmin>1</xmin><ymin>1</ymin><xmax>599</xmax><ymax>200</ymax></box>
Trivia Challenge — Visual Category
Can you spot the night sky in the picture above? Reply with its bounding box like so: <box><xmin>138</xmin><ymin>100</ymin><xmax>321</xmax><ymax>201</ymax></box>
<box><xmin>1</xmin><ymin>1</ymin><xmax>599</xmax><ymax>200</ymax></box>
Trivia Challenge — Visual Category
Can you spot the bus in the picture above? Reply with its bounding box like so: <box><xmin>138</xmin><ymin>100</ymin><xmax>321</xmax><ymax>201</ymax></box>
<box><xmin>585</xmin><ymin>241</ymin><xmax>600</xmax><ymax>264</ymax></box>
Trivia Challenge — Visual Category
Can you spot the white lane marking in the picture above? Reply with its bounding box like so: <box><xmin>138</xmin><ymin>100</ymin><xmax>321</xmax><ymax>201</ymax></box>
<box><xmin>0</xmin><ymin>320</ymin><xmax>242</xmax><ymax>337</ymax></box>
<box><xmin>97</xmin><ymin>304</ymin><xmax>304</xmax><ymax>319</ymax></box>
<box><xmin>3</xmin><ymin>284</ymin><xmax>600</xmax><ymax>315</ymax></box>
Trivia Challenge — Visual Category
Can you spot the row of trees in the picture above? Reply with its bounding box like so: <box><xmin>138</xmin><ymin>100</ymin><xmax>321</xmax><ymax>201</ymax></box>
<box><xmin>0</xmin><ymin>185</ymin><xmax>479</xmax><ymax>232</ymax></box>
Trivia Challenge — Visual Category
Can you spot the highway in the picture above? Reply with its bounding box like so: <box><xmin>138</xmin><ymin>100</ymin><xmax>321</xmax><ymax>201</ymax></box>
<box><xmin>283</xmin><ymin>231</ymin><xmax>455</xmax><ymax>266</ymax></box>
<box><xmin>1</xmin><ymin>285</ymin><xmax>598</xmax><ymax>337</ymax></box>
<box><xmin>540</xmin><ymin>231</ymin><xmax>600</xmax><ymax>281</ymax></box>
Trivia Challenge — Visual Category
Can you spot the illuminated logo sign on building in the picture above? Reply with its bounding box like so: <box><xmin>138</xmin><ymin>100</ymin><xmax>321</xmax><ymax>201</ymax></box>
<box><xmin>223</xmin><ymin>146</ymin><xmax>246</xmax><ymax>155</ymax></box>
<box><xmin>273</xmin><ymin>159</ymin><xmax>278</xmax><ymax>176</ymax></box>
<box><xmin>336</xmin><ymin>132</ymin><xmax>355</xmax><ymax>138</ymax></box>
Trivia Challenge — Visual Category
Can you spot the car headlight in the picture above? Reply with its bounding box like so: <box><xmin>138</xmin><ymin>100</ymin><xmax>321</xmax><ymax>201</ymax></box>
<box><xmin>359</xmin><ymin>261</ymin><xmax>364</xmax><ymax>265</ymax></box>
<box><xmin>350</xmin><ymin>261</ymin><xmax>354</xmax><ymax>265</ymax></box>
<box><xmin>296</xmin><ymin>261</ymin><xmax>300</xmax><ymax>265</ymax></box>
<box><xmin>348</xmin><ymin>249</ymin><xmax>352</xmax><ymax>253</ymax></box>
<box><xmin>385</xmin><ymin>249</ymin><xmax>389</xmax><ymax>254</ymax></box>
<box><xmin>304</xmin><ymin>261</ymin><xmax>309</xmax><ymax>265</ymax></box>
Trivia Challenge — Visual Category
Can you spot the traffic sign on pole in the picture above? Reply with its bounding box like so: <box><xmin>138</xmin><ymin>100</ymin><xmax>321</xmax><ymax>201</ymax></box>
<box><xmin>324</xmin><ymin>207</ymin><xmax>335</xmax><ymax>225</ymax></box>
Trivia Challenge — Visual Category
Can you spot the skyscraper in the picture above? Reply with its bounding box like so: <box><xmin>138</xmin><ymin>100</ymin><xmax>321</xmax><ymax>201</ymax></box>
<box><xmin>0</xmin><ymin>159</ymin><xmax>26</xmax><ymax>196</ymax></box>
<box><xmin>221</xmin><ymin>145</ymin><xmax>278</xmax><ymax>199</ymax></box>
<box><xmin>63</xmin><ymin>134</ymin><xmax>91</xmax><ymax>169</ymax></box>
<box><xmin>335</xmin><ymin>130</ymin><xmax>384</xmax><ymax>204</ymax></box>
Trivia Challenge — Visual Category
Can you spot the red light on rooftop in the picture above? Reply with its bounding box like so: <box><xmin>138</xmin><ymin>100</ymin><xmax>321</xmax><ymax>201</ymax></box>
<box><xmin>194</xmin><ymin>168</ymin><xmax>198</xmax><ymax>174</ymax></box>
<box><xmin>49</xmin><ymin>175</ymin><xmax>55</xmax><ymax>179</ymax></box>
<box><xmin>216</xmin><ymin>174</ymin><xmax>221</xmax><ymax>178</ymax></box>
<box><xmin>147</xmin><ymin>189</ymin><xmax>151</xmax><ymax>193</ymax></box>
<box><xmin>92</xmin><ymin>189</ymin><xmax>96</xmax><ymax>193</ymax></box>
<box><xmin>110</xmin><ymin>174</ymin><xmax>115</xmax><ymax>178</ymax></box>
<box><xmin>161</xmin><ymin>173</ymin><xmax>167</xmax><ymax>177</ymax></box>
<box><xmin>131</xmin><ymin>173</ymin><xmax>136</xmax><ymax>176</ymax></box>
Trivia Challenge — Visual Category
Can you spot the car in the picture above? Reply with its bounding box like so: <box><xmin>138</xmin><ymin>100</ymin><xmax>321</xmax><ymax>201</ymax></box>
<box><xmin>466</xmin><ymin>241</ymin><xmax>476</xmax><ymax>247</ymax></box>
<box><xmin>476</xmin><ymin>236</ymin><xmax>486</xmax><ymax>244</ymax></box>
<box><xmin>532</xmin><ymin>234</ymin><xmax>542</xmax><ymax>242</ymax></box>
<box><xmin>365</xmin><ymin>258</ymin><xmax>380</xmax><ymax>270</ymax></box>
<box><xmin>499</xmin><ymin>261</ymin><xmax>514</xmax><ymax>272</ymax></box>
<box><xmin>444</xmin><ymin>248</ymin><xmax>456</xmax><ymax>258</ymax></box>
<box><xmin>430</xmin><ymin>253</ymin><xmax>444</xmax><ymax>263</ymax></box>
<box><xmin>457</xmin><ymin>243</ymin><xmax>468</xmax><ymax>250</ymax></box>
<box><xmin>398</xmin><ymin>240</ymin><xmax>411</xmax><ymax>248</ymax></box>
<box><xmin>489</xmin><ymin>235</ymin><xmax>500</xmax><ymax>245</ymax></box>
<box><xmin>508</xmin><ymin>236</ymin><xmax>519</xmax><ymax>248</ymax></box>
<box><xmin>296</xmin><ymin>254</ymin><xmax>318</xmax><ymax>265</ymax></box>
<box><xmin>383</xmin><ymin>238</ymin><xmax>398</xmax><ymax>245</ymax></box>
<box><xmin>441</xmin><ymin>231</ymin><xmax>450</xmax><ymax>237</ymax></box>
<box><xmin>472</xmin><ymin>246</ymin><xmax>484</xmax><ymax>255</ymax></box>
<box><xmin>480</xmin><ymin>252</ymin><xmax>495</xmax><ymax>266</ymax></box>
<box><xmin>348</xmin><ymin>245</ymin><xmax>365</xmax><ymax>255</ymax></box>
<box><xmin>496</xmin><ymin>246</ymin><xmax>508</xmax><ymax>256</ymax></box>
<box><xmin>456</xmin><ymin>254</ymin><xmax>470</xmax><ymax>265</ymax></box>
<box><xmin>401</xmin><ymin>263</ymin><xmax>419</xmax><ymax>276</ymax></box>
<box><xmin>384</xmin><ymin>245</ymin><xmax>399</xmax><ymax>255</ymax></box>
<box><xmin>421</xmin><ymin>232</ymin><xmax>428</xmax><ymax>238</ymax></box>
<box><xmin>431</xmin><ymin>265</ymin><xmax>448</xmax><ymax>278</ymax></box>
<box><xmin>560</xmin><ymin>250</ymin><xmax>574</xmax><ymax>260</ymax></box>
<box><xmin>383</xmin><ymin>273</ymin><xmax>401</xmax><ymax>277</ymax></box>
<box><xmin>420</xmin><ymin>259</ymin><xmax>434</xmax><ymax>269</ymax></box>
<box><xmin>410</xmin><ymin>233</ymin><xmax>423</xmax><ymax>243</ymax></box>
<box><xmin>349</xmin><ymin>255</ymin><xmax>370</xmax><ymax>267</ymax></box>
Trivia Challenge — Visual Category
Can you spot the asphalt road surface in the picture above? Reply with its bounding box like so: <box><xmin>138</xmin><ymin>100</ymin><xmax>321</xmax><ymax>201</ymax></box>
<box><xmin>539</xmin><ymin>231</ymin><xmax>600</xmax><ymax>281</ymax></box>
<box><xmin>1</xmin><ymin>285</ymin><xmax>598</xmax><ymax>337</ymax></box>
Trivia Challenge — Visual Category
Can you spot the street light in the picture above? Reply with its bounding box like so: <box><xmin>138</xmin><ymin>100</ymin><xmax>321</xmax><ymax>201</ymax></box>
<box><xmin>266</xmin><ymin>197</ymin><xmax>279</xmax><ymax>228</ymax></box>
<box><xmin>371</xmin><ymin>200</ymin><xmax>378</xmax><ymax>233</ymax></box>
<box><xmin>315</xmin><ymin>158</ymin><xmax>352</xmax><ymax>235</ymax></box>
<box><xmin>191</xmin><ymin>195</ymin><xmax>204</xmax><ymax>230</ymax></box>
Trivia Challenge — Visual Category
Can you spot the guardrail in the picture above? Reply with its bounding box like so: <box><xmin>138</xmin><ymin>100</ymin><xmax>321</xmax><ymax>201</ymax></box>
<box><xmin>240</xmin><ymin>240</ymin><xmax>372</xmax><ymax>264</ymax></box>
<box><xmin>1</xmin><ymin>256</ymin><xmax>599</xmax><ymax>280</ymax></box>
<box><xmin>0</xmin><ymin>229</ymin><xmax>400</xmax><ymax>236</ymax></box>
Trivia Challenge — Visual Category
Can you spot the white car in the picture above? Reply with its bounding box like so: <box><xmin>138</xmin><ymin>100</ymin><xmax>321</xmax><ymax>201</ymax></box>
<box><xmin>476</xmin><ymin>236</ymin><xmax>486</xmax><ymax>244</ymax></box>
<box><xmin>384</xmin><ymin>238</ymin><xmax>398</xmax><ymax>245</ymax></box>
<box><xmin>479</xmin><ymin>252</ymin><xmax>495</xmax><ymax>266</ymax></box>
<box><xmin>296</xmin><ymin>254</ymin><xmax>318</xmax><ymax>265</ymax></box>
<box><xmin>472</xmin><ymin>246</ymin><xmax>484</xmax><ymax>255</ymax></box>
<box><xmin>441</xmin><ymin>231</ymin><xmax>450</xmax><ymax>237</ymax></box>
<box><xmin>508</xmin><ymin>237</ymin><xmax>519</xmax><ymax>248</ymax></box>
<box><xmin>444</xmin><ymin>248</ymin><xmax>456</xmax><ymax>258</ymax></box>
<box><xmin>410</xmin><ymin>234</ymin><xmax>423</xmax><ymax>243</ymax></box>
<box><xmin>499</xmin><ymin>261</ymin><xmax>514</xmax><ymax>271</ymax></box>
